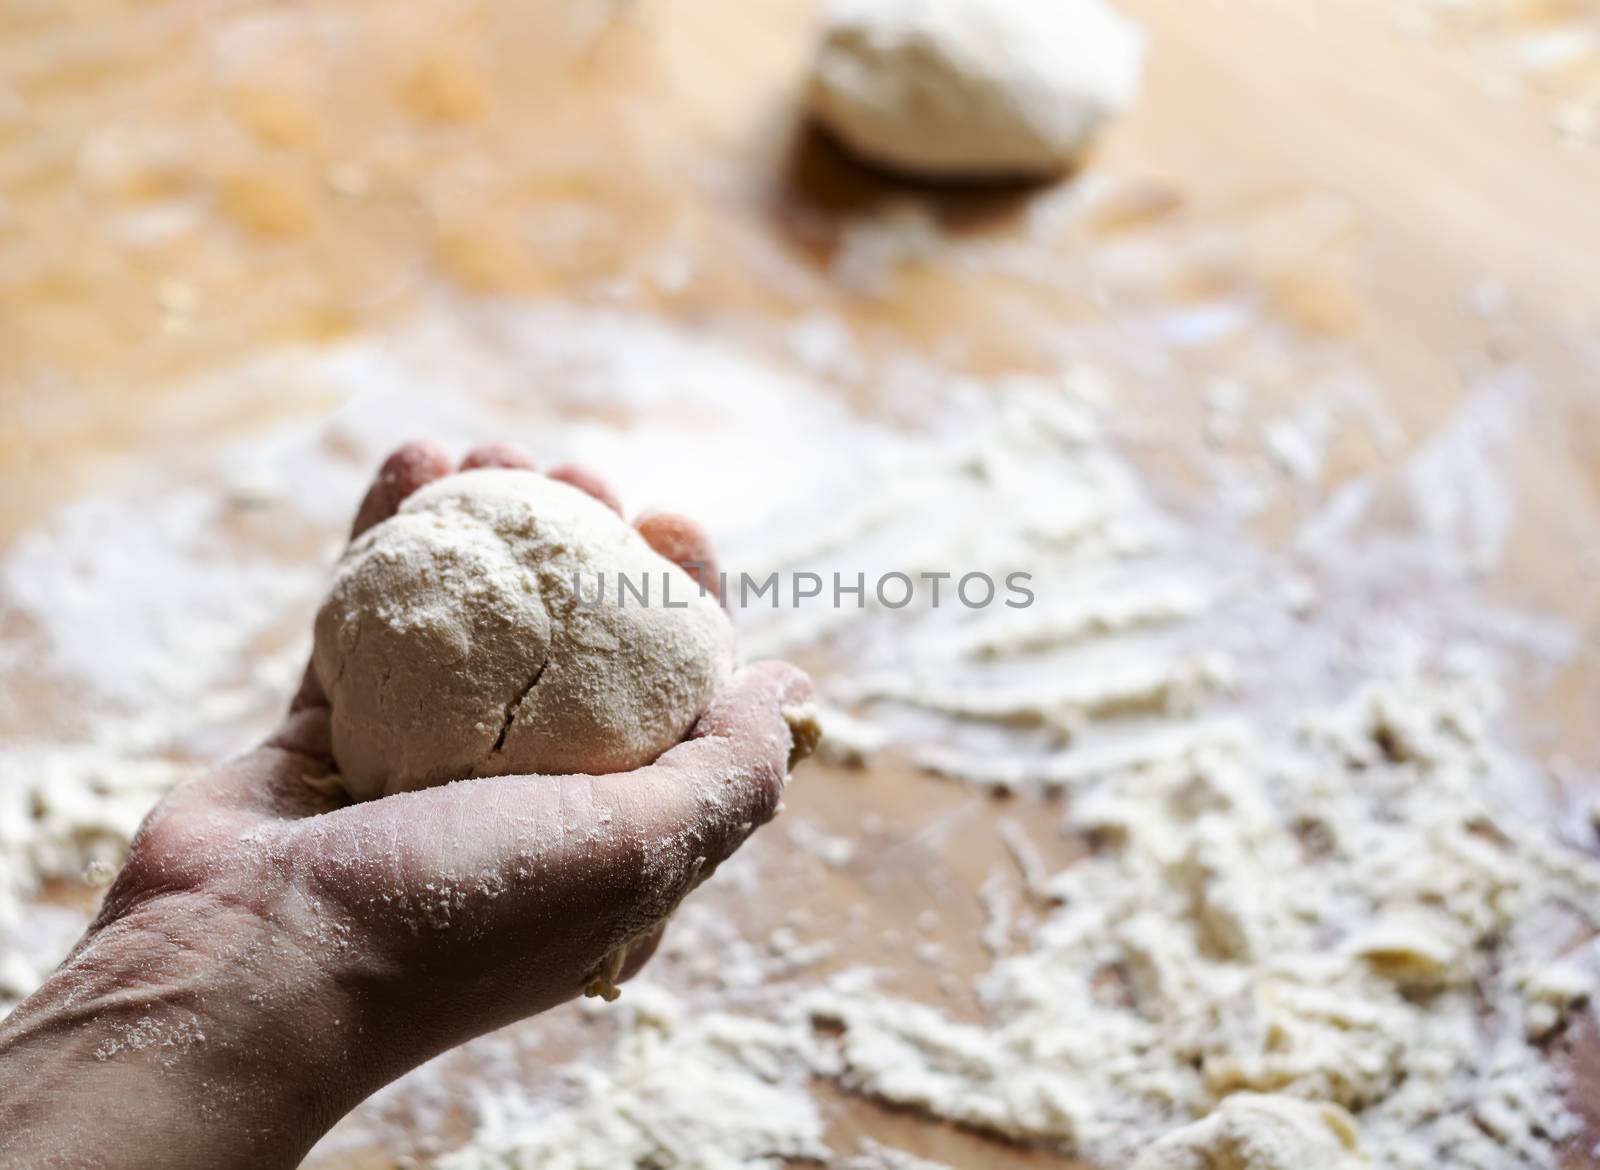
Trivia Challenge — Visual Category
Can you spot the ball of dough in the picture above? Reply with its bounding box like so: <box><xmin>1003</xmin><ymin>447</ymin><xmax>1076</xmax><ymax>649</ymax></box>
<box><xmin>313</xmin><ymin>469</ymin><xmax>736</xmax><ymax>800</ymax></box>
<box><xmin>807</xmin><ymin>0</ymin><xmax>1143</xmax><ymax>180</ymax></box>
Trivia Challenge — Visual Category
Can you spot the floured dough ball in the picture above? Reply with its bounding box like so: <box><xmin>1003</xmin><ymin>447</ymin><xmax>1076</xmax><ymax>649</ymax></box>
<box><xmin>807</xmin><ymin>0</ymin><xmax>1143</xmax><ymax>180</ymax></box>
<box><xmin>1131</xmin><ymin>1094</ymin><xmax>1365</xmax><ymax>1170</ymax></box>
<box><xmin>314</xmin><ymin>470</ymin><xmax>736</xmax><ymax>799</ymax></box>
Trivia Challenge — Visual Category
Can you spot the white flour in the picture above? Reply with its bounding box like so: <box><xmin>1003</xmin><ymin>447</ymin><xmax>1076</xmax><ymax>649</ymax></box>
<box><xmin>438</xmin><ymin>985</ymin><xmax>828</xmax><ymax>1170</ymax></box>
<box><xmin>808</xmin><ymin>667</ymin><xmax>1597</xmax><ymax>1168</ymax></box>
<box><xmin>1129</xmin><ymin>1093</ymin><xmax>1363</xmax><ymax>1170</ymax></box>
<box><xmin>840</xmin><ymin>1140</ymin><xmax>953</xmax><ymax>1170</ymax></box>
<box><xmin>1</xmin><ymin>306</ymin><xmax>1595</xmax><ymax>1170</ymax></box>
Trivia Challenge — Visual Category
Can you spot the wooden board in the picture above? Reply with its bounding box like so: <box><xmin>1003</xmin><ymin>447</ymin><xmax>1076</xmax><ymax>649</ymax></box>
<box><xmin>5</xmin><ymin>0</ymin><xmax>1600</xmax><ymax>1165</ymax></box>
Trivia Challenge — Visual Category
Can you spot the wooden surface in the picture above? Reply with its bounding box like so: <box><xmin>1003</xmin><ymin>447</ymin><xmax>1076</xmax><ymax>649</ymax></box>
<box><xmin>6</xmin><ymin>0</ymin><xmax>1600</xmax><ymax>1165</ymax></box>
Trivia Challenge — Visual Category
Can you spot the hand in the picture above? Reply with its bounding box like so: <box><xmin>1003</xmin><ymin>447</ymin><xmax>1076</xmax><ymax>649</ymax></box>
<box><xmin>0</xmin><ymin>441</ymin><xmax>816</xmax><ymax>1170</ymax></box>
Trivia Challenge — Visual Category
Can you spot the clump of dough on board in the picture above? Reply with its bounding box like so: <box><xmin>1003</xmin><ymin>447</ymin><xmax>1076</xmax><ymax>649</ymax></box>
<box><xmin>313</xmin><ymin>469</ymin><xmax>736</xmax><ymax>799</ymax></box>
<box><xmin>807</xmin><ymin>0</ymin><xmax>1143</xmax><ymax>180</ymax></box>
<box><xmin>1131</xmin><ymin>1094</ymin><xmax>1366</xmax><ymax>1170</ymax></box>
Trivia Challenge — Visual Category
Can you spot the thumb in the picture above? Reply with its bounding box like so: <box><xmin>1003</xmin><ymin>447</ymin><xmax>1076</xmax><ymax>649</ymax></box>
<box><xmin>544</xmin><ymin>659</ymin><xmax>818</xmax><ymax>998</ymax></box>
<box><xmin>612</xmin><ymin>659</ymin><xmax>819</xmax><ymax>868</ymax></box>
<box><xmin>489</xmin><ymin>659</ymin><xmax>818</xmax><ymax>930</ymax></box>
<box><xmin>291</xmin><ymin>662</ymin><xmax>817</xmax><ymax>1000</ymax></box>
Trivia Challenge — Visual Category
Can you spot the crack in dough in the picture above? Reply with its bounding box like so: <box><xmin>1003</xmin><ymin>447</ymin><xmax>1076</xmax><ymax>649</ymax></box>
<box><xmin>313</xmin><ymin>470</ymin><xmax>736</xmax><ymax>798</ymax></box>
<box><xmin>490</xmin><ymin>647</ymin><xmax>551</xmax><ymax>755</ymax></box>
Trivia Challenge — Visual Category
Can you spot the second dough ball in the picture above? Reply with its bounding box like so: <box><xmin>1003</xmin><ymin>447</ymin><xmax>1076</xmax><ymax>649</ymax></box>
<box><xmin>313</xmin><ymin>469</ymin><xmax>736</xmax><ymax>800</ymax></box>
<box><xmin>807</xmin><ymin>0</ymin><xmax>1143</xmax><ymax>180</ymax></box>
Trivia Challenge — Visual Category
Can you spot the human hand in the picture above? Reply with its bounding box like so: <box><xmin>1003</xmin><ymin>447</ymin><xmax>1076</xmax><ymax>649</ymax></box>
<box><xmin>0</xmin><ymin>441</ymin><xmax>816</xmax><ymax>1170</ymax></box>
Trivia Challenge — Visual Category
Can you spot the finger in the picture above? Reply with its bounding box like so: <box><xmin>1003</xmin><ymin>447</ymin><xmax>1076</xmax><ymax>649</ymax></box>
<box><xmin>635</xmin><ymin>511</ymin><xmax>720</xmax><ymax>601</ymax></box>
<box><xmin>350</xmin><ymin>439</ymin><xmax>452</xmax><ymax>539</ymax></box>
<box><xmin>289</xmin><ymin>660</ymin><xmax>327</xmax><ymax>714</ymax></box>
<box><xmin>156</xmin><ymin>707</ymin><xmax>344</xmax><ymax>842</ymax></box>
<box><xmin>461</xmin><ymin>442</ymin><xmax>536</xmax><ymax>472</ymax></box>
<box><xmin>548</xmin><ymin>463</ymin><xmax>623</xmax><ymax>516</ymax></box>
<box><xmin>300</xmin><ymin>663</ymin><xmax>815</xmax><ymax>994</ymax></box>
<box><xmin>599</xmin><ymin>660</ymin><xmax>817</xmax><ymax>872</ymax></box>
<box><xmin>264</xmin><ymin>705</ymin><xmax>337</xmax><ymax>770</ymax></box>
<box><xmin>293</xmin><ymin>440</ymin><xmax>453</xmax><ymax>717</ymax></box>
<box><xmin>388</xmin><ymin>662</ymin><xmax>814</xmax><ymax>880</ymax></box>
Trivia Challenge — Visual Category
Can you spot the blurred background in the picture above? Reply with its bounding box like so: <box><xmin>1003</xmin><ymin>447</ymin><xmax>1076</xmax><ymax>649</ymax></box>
<box><xmin>5</xmin><ymin>1</ymin><xmax>1600</xmax><ymax>1167</ymax></box>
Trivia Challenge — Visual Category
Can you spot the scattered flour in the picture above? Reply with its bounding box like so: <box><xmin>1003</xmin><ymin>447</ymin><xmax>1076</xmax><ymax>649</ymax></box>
<box><xmin>2</xmin><ymin>307</ymin><xmax>1595</xmax><ymax>1170</ymax></box>
<box><xmin>808</xmin><ymin>667</ymin><xmax>1600</xmax><ymax>1168</ymax></box>
<box><xmin>437</xmin><ymin>986</ymin><xmax>827</xmax><ymax>1170</ymax></box>
<box><xmin>1129</xmin><ymin>1093</ymin><xmax>1364</xmax><ymax>1170</ymax></box>
<box><xmin>840</xmin><ymin>1139</ymin><xmax>954</xmax><ymax>1170</ymax></box>
<box><xmin>787</xmin><ymin>818</ymin><xmax>857</xmax><ymax>869</ymax></box>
